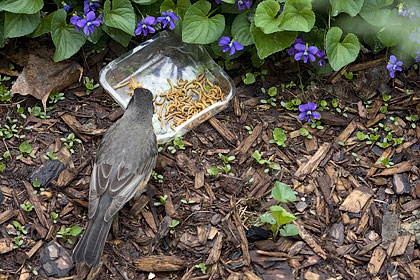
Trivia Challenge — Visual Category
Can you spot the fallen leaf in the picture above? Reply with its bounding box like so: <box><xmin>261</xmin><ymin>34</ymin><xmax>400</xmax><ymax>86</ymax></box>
<box><xmin>10</xmin><ymin>54</ymin><xmax>82</xmax><ymax>112</ymax></box>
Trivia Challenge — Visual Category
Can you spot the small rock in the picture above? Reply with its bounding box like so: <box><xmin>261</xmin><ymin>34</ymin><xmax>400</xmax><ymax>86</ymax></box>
<box><xmin>228</xmin><ymin>250</ymin><xmax>242</xmax><ymax>261</ymax></box>
<box><xmin>295</xmin><ymin>201</ymin><xmax>308</xmax><ymax>212</ymax></box>
<box><xmin>41</xmin><ymin>241</ymin><xmax>73</xmax><ymax>277</ymax></box>
<box><xmin>254</xmin><ymin>239</ymin><xmax>276</xmax><ymax>251</ymax></box>
<box><xmin>393</xmin><ymin>173</ymin><xmax>410</xmax><ymax>194</ymax></box>
<box><xmin>378</xmin><ymin>82</ymin><xmax>392</xmax><ymax>95</ymax></box>
<box><xmin>246</xmin><ymin>226</ymin><xmax>269</xmax><ymax>242</ymax></box>
<box><xmin>371</xmin><ymin>146</ymin><xmax>384</xmax><ymax>157</ymax></box>
<box><xmin>0</xmin><ymin>188</ymin><xmax>3</xmax><ymax>204</ymax></box>
<box><xmin>210</xmin><ymin>213</ymin><xmax>222</xmax><ymax>226</ymax></box>
<box><xmin>225</xmin><ymin>261</ymin><xmax>244</xmax><ymax>271</ymax></box>
<box><xmin>30</xmin><ymin>160</ymin><xmax>65</xmax><ymax>187</ymax></box>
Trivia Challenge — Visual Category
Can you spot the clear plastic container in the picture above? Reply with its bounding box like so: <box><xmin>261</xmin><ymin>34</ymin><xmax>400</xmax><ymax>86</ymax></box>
<box><xmin>99</xmin><ymin>31</ymin><xmax>235</xmax><ymax>144</ymax></box>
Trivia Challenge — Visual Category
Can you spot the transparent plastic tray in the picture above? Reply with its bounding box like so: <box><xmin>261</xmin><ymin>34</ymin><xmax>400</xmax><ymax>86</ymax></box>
<box><xmin>99</xmin><ymin>31</ymin><xmax>235</xmax><ymax>144</ymax></box>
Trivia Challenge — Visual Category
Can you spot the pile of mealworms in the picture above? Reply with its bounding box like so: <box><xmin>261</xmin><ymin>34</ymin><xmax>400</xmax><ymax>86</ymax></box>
<box><xmin>154</xmin><ymin>72</ymin><xmax>225</xmax><ymax>130</ymax></box>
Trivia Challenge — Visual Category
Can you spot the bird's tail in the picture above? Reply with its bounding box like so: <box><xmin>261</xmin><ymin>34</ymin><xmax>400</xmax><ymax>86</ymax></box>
<box><xmin>73</xmin><ymin>195</ymin><xmax>114</xmax><ymax>267</ymax></box>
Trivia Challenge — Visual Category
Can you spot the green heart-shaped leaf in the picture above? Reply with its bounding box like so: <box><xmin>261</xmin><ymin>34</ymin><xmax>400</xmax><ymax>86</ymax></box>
<box><xmin>254</xmin><ymin>0</ymin><xmax>283</xmax><ymax>34</ymax></box>
<box><xmin>31</xmin><ymin>11</ymin><xmax>55</xmax><ymax>37</ymax></box>
<box><xmin>272</xmin><ymin>181</ymin><xmax>297</xmax><ymax>203</ymax></box>
<box><xmin>102</xmin><ymin>25</ymin><xmax>131</xmax><ymax>47</ymax></box>
<box><xmin>182</xmin><ymin>0</ymin><xmax>225</xmax><ymax>44</ymax></box>
<box><xmin>270</xmin><ymin>205</ymin><xmax>296</xmax><ymax>225</ymax></box>
<box><xmin>359</xmin><ymin>0</ymin><xmax>393</xmax><ymax>27</ymax></box>
<box><xmin>0</xmin><ymin>0</ymin><xmax>43</xmax><ymax>14</ymax></box>
<box><xmin>103</xmin><ymin>0</ymin><xmax>136</xmax><ymax>35</ymax></box>
<box><xmin>330</xmin><ymin>0</ymin><xmax>364</xmax><ymax>17</ymax></box>
<box><xmin>251</xmin><ymin>23</ymin><xmax>296</xmax><ymax>59</ymax></box>
<box><xmin>326</xmin><ymin>26</ymin><xmax>360</xmax><ymax>71</ymax></box>
<box><xmin>280</xmin><ymin>224</ymin><xmax>299</xmax><ymax>236</ymax></box>
<box><xmin>51</xmin><ymin>9</ymin><xmax>87</xmax><ymax>62</ymax></box>
<box><xmin>278</xmin><ymin>0</ymin><xmax>315</xmax><ymax>32</ymax></box>
<box><xmin>4</xmin><ymin>12</ymin><xmax>40</xmax><ymax>38</ymax></box>
<box><xmin>231</xmin><ymin>12</ymin><xmax>253</xmax><ymax>46</ymax></box>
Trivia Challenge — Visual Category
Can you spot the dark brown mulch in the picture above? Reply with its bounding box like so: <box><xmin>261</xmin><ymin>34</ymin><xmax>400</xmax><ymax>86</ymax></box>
<box><xmin>0</xmin><ymin>39</ymin><xmax>420</xmax><ymax>280</ymax></box>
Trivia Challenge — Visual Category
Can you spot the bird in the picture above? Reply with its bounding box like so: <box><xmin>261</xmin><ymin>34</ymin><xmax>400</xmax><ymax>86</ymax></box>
<box><xmin>73</xmin><ymin>87</ymin><xmax>158</xmax><ymax>267</ymax></box>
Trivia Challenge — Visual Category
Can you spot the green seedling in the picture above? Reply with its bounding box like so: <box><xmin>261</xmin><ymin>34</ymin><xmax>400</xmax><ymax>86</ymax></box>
<box><xmin>260</xmin><ymin>86</ymin><xmax>278</xmax><ymax>106</ymax></box>
<box><xmin>27</xmin><ymin>265</ymin><xmax>38</xmax><ymax>276</ymax></box>
<box><xmin>17</xmin><ymin>141</ymin><xmax>35</xmax><ymax>160</ymax></box>
<box><xmin>310</xmin><ymin>120</ymin><xmax>324</xmax><ymax>130</ymax></box>
<box><xmin>154</xmin><ymin>195</ymin><xmax>168</xmax><ymax>206</ymax></box>
<box><xmin>351</xmin><ymin>152</ymin><xmax>360</xmax><ymax>162</ymax></box>
<box><xmin>299</xmin><ymin>128</ymin><xmax>312</xmax><ymax>139</ymax></box>
<box><xmin>13</xmin><ymin>221</ymin><xmax>27</xmax><ymax>234</ymax></box>
<box><xmin>151</xmin><ymin>170</ymin><xmax>163</xmax><ymax>183</ymax></box>
<box><xmin>343</xmin><ymin>71</ymin><xmax>353</xmax><ymax>80</ymax></box>
<box><xmin>44</xmin><ymin>151</ymin><xmax>58</xmax><ymax>160</ymax></box>
<box><xmin>318</xmin><ymin>100</ymin><xmax>330</xmax><ymax>111</ymax></box>
<box><xmin>32</xmin><ymin>180</ymin><xmax>44</xmax><ymax>194</ymax></box>
<box><xmin>167</xmin><ymin>137</ymin><xmax>185</xmax><ymax>153</ymax></box>
<box><xmin>389</xmin><ymin>116</ymin><xmax>399</xmax><ymax>126</ymax></box>
<box><xmin>28</xmin><ymin>106</ymin><xmax>50</xmax><ymax>119</ymax></box>
<box><xmin>84</xmin><ymin>77</ymin><xmax>100</xmax><ymax>95</ymax></box>
<box><xmin>16</xmin><ymin>104</ymin><xmax>26</xmax><ymax>119</ymax></box>
<box><xmin>280</xmin><ymin>81</ymin><xmax>296</xmax><ymax>93</ymax></box>
<box><xmin>252</xmin><ymin>150</ymin><xmax>280</xmax><ymax>173</ymax></box>
<box><xmin>56</xmin><ymin>225</ymin><xmax>83</xmax><ymax>244</ymax></box>
<box><xmin>13</xmin><ymin>232</ymin><xmax>23</xmax><ymax>249</ymax></box>
<box><xmin>405</xmin><ymin>115</ymin><xmax>418</xmax><ymax>128</ymax></box>
<box><xmin>181</xmin><ymin>199</ymin><xmax>195</xmax><ymax>204</ymax></box>
<box><xmin>60</xmin><ymin>133</ymin><xmax>82</xmax><ymax>154</ymax></box>
<box><xmin>379</xmin><ymin>157</ymin><xmax>394</xmax><ymax>168</ymax></box>
<box><xmin>49</xmin><ymin>92</ymin><xmax>65</xmax><ymax>104</ymax></box>
<box><xmin>269</xmin><ymin>128</ymin><xmax>287</xmax><ymax>147</ymax></box>
<box><xmin>337</xmin><ymin>141</ymin><xmax>348</xmax><ymax>147</ymax></box>
<box><xmin>195</xmin><ymin>263</ymin><xmax>207</xmax><ymax>274</ymax></box>
<box><xmin>169</xmin><ymin>219</ymin><xmax>180</xmax><ymax>234</ymax></box>
<box><xmin>260</xmin><ymin>182</ymin><xmax>298</xmax><ymax>238</ymax></box>
<box><xmin>281</xmin><ymin>98</ymin><xmax>301</xmax><ymax>111</ymax></box>
<box><xmin>208</xmin><ymin>153</ymin><xmax>235</xmax><ymax>176</ymax></box>
<box><xmin>0</xmin><ymin>123</ymin><xmax>25</xmax><ymax>140</ymax></box>
<box><xmin>0</xmin><ymin>82</ymin><xmax>11</xmax><ymax>103</ymax></box>
<box><xmin>242</xmin><ymin>72</ymin><xmax>256</xmax><ymax>84</ymax></box>
<box><xmin>51</xmin><ymin>212</ymin><xmax>58</xmax><ymax>224</ymax></box>
<box><xmin>244</xmin><ymin>126</ymin><xmax>253</xmax><ymax>135</ymax></box>
<box><xmin>20</xmin><ymin>201</ymin><xmax>34</xmax><ymax>212</ymax></box>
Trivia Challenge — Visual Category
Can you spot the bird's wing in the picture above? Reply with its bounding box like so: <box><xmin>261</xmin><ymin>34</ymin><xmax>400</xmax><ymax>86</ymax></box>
<box><xmin>88</xmin><ymin>135</ymin><xmax>157</xmax><ymax>222</ymax></box>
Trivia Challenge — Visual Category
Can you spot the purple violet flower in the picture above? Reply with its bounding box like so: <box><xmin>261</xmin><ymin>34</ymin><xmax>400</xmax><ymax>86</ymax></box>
<box><xmin>135</xmin><ymin>16</ymin><xmax>157</xmax><ymax>36</ymax></box>
<box><xmin>278</xmin><ymin>4</ymin><xmax>284</xmax><ymax>14</ymax></box>
<box><xmin>83</xmin><ymin>0</ymin><xmax>101</xmax><ymax>14</ymax></box>
<box><xmin>219</xmin><ymin>36</ymin><xmax>244</xmax><ymax>56</ymax></box>
<box><xmin>298</xmin><ymin>102</ymin><xmax>320</xmax><ymax>123</ymax></box>
<box><xmin>75</xmin><ymin>11</ymin><xmax>102</xmax><ymax>35</ymax></box>
<box><xmin>215</xmin><ymin>0</ymin><xmax>223</xmax><ymax>4</ymax></box>
<box><xmin>287</xmin><ymin>38</ymin><xmax>304</xmax><ymax>56</ymax></box>
<box><xmin>63</xmin><ymin>1</ymin><xmax>71</xmax><ymax>12</ymax></box>
<box><xmin>294</xmin><ymin>43</ymin><xmax>318</xmax><ymax>63</ymax></box>
<box><xmin>386</xmin><ymin>55</ymin><xmax>403</xmax><ymax>78</ymax></box>
<box><xmin>70</xmin><ymin>15</ymin><xmax>81</xmax><ymax>31</ymax></box>
<box><xmin>416</xmin><ymin>48</ymin><xmax>420</xmax><ymax>63</ymax></box>
<box><xmin>157</xmin><ymin>11</ymin><xmax>179</xmax><ymax>30</ymax></box>
<box><xmin>235</xmin><ymin>0</ymin><xmax>252</xmax><ymax>10</ymax></box>
<box><xmin>316</xmin><ymin>50</ymin><xmax>328</xmax><ymax>67</ymax></box>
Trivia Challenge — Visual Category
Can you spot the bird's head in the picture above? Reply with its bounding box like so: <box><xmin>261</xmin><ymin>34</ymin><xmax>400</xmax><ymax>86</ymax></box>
<box><xmin>126</xmin><ymin>87</ymin><xmax>154</xmax><ymax>119</ymax></box>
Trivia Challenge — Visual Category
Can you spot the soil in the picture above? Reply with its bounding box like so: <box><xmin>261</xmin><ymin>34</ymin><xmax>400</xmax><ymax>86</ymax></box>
<box><xmin>0</xmin><ymin>38</ymin><xmax>419</xmax><ymax>280</ymax></box>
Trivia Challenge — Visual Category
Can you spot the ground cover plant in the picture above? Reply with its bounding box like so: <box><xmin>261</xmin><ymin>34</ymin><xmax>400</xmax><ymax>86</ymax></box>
<box><xmin>1</xmin><ymin>0</ymin><xmax>420</xmax><ymax>69</ymax></box>
<box><xmin>0</xmin><ymin>0</ymin><xmax>420</xmax><ymax>279</ymax></box>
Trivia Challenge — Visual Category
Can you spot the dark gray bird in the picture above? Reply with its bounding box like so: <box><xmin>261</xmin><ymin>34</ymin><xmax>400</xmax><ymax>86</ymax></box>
<box><xmin>73</xmin><ymin>87</ymin><xmax>157</xmax><ymax>267</ymax></box>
